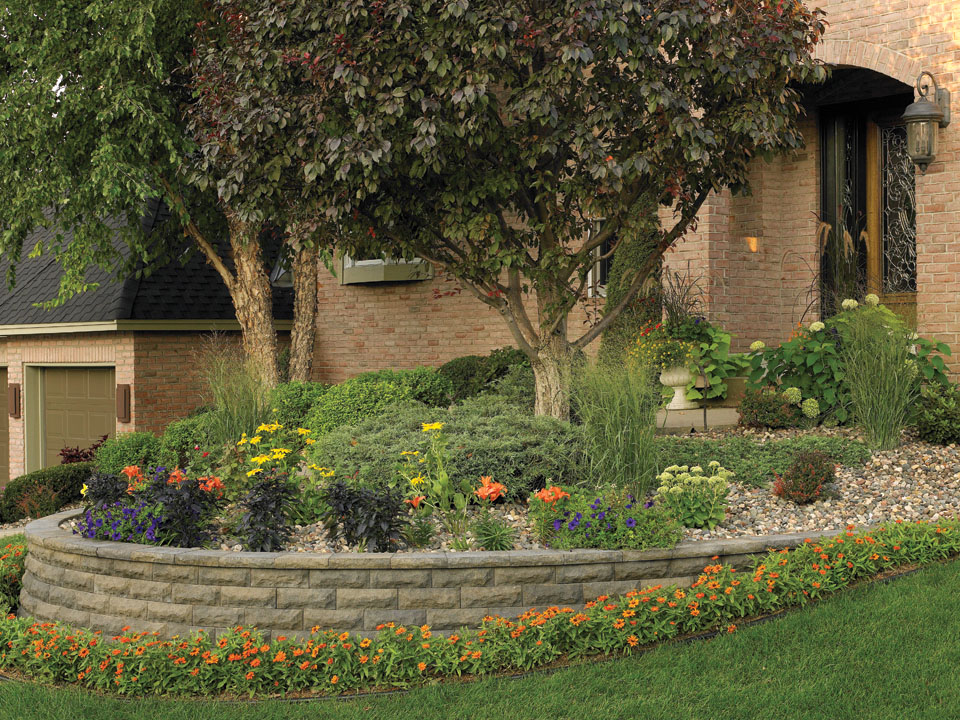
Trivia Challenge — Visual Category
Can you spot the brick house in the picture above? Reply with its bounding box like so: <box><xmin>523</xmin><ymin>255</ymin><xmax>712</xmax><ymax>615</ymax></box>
<box><xmin>308</xmin><ymin>1</ymin><xmax>960</xmax><ymax>383</ymax></box>
<box><xmin>0</xmin><ymin>224</ymin><xmax>292</xmax><ymax>484</ymax></box>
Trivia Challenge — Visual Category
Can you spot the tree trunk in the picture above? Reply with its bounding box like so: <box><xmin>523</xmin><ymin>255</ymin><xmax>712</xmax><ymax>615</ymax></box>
<box><xmin>227</xmin><ymin>216</ymin><xmax>280</xmax><ymax>387</ymax></box>
<box><xmin>531</xmin><ymin>330</ymin><xmax>575</xmax><ymax>421</ymax></box>
<box><xmin>289</xmin><ymin>243</ymin><xmax>319</xmax><ymax>383</ymax></box>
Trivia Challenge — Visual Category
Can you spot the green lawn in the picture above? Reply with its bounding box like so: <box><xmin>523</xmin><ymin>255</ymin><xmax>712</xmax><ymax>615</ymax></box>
<box><xmin>1</xmin><ymin>559</ymin><xmax>958</xmax><ymax>720</ymax></box>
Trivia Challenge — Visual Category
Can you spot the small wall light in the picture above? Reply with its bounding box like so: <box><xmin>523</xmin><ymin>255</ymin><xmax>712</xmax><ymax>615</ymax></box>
<box><xmin>745</xmin><ymin>236</ymin><xmax>760</xmax><ymax>253</ymax></box>
<box><xmin>901</xmin><ymin>71</ymin><xmax>951</xmax><ymax>174</ymax></box>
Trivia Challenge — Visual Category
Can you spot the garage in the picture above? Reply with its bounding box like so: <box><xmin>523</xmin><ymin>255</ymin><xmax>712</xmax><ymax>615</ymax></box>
<box><xmin>40</xmin><ymin>367</ymin><xmax>115</xmax><ymax>469</ymax></box>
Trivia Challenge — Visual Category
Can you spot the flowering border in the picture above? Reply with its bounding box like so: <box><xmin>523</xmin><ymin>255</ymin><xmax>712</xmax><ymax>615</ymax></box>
<box><xmin>3</xmin><ymin>521</ymin><xmax>959</xmax><ymax>697</ymax></box>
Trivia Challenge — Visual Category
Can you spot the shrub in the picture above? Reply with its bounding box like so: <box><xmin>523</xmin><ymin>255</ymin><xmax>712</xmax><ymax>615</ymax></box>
<box><xmin>572</xmin><ymin>361</ymin><xmax>660</xmax><ymax>498</ymax></box>
<box><xmin>319</xmin><ymin>480</ymin><xmax>408</xmax><ymax>551</ymax></box>
<box><xmin>305</xmin><ymin>379</ymin><xmax>410</xmax><ymax>435</ymax></box>
<box><xmin>58</xmin><ymin>435</ymin><xmax>107</xmax><ymax>464</ymax></box>
<box><xmin>0</xmin><ymin>462</ymin><xmax>94</xmax><ymax>522</ymax></box>
<box><xmin>472</xmin><ymin>515</ymin><xmax>515</xmax><ymax>551</ymax></box>
<box><xmin>0</xmin><ymin>538</ymin><xmax>26</xmax><ymax>612</ymax></box>
<box><xmin>656</xmin><ymin>435</ymin><xmax>870</xmax><ymax>488</ymax></box>
<box><xmin>488</xmin><ymin>363</ymin><xmax>535</xmax><ymax>408</ymax></box>
<box><xmin>309</xmin><ymin>396</ymin><xmax>582</xmax><ymax>500</ymax></box>
<box><xmin>655</xmin><ymin>462</ymin><xmax>731</xmax><ymax>530</ymax></box>
<box><xmin>238</xmin><ymin>472</ymin><xmax>296</xmax><ymax>552</ymax></box>
<box><xmin>773</xmin><ymin>450</ymin><xmax>835</xmax><ymax>504</ymax></box>
<box><xmin>360</xmin><ymin>367</ymin><xmax>452</xmax><ymax>407</ymax></box>
<box><xmin>842</xmin><ymin>309</ymin><xmax>919</xmax><ymax>450</ymax></box>
<box><xmin>529</xmin><ymin>485</ymin><xmax>682</xmax><ymax>550</ymax></box>
<box><xmin>439</xmin><ymin>347</ymin><xmax>529</xmax><ymax>403</ymax></box>
<box><xmin>914</xmin><ymin>383</ymin><xmax>960</xmax><ymax>445</ymax></box>
<box><xmin>738</xmin><ymin>387</ymin><xmax>806</xmax><ymax>428</ymax></box>
<box><xmin>94</xmin><ymin>432</ymin><xmax>162</xmax><ymax>477</ymax></box>
<box><xmin>269</xmin><ymin>381</ymin><xmax>329</xmax><ymax>429</ymax></box>
<box><xmin>159</xmin><ymin>414</ymin><xmax>214</xmax><ymax>470</ymax></box>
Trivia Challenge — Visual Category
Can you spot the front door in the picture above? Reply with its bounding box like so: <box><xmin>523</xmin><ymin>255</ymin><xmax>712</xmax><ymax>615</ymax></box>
<box><xmin>820</xmin><ymin>102</ymin><xmax>917</xmax><ymax>325</ymax></box>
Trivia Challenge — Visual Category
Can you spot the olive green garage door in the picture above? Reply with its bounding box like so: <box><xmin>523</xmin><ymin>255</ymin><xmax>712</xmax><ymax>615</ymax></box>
<box><xmin>42</xmin><ymin>367</ymin><xmax>115</xmax><ymax>469</ymax></box>
<box><xmin>0</xmin><ymin>368</ymin><xmax>8</xmax><ymax>486</ymax></box>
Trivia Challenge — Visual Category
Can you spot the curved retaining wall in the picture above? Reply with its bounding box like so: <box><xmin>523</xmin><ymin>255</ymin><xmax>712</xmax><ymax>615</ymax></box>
<box><xmin>21</xmin><ymin>510</ymin><xmax>837</xmax><ymax>639</ymax></box>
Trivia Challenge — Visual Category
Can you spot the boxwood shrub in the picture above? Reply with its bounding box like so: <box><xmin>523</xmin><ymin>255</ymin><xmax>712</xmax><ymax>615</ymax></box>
<box><xmin>438</xmin><ymin>347</ymin><xmax>529</xmax><ymax>403</ymax></box>
<box><xmin>308</xmin><ymin>396</ymin><xmax>582</xmax><ymax>499</ymax></box>
<box><xmin>269</xmin><ymin>381</ymin><xmax>330</xmax><ymax>429</ymax></box>
<box><xmin>159</xmin><ymin>414</ymin><xmax>214</xmax><ymax>470</ymax></box>
<box><xmin>913</xmin><ymin>383</ymin><xmax>960</xmax><ymax>445</ymax></box>
<box><xmin>0</xmin><ymin>462</ymin><xmax>94</xmax><ymax>522</ymax></box>
<box><xmin>94</xmin><ymin>432</ymin><xmax>162</xmax><ymax>477</ymax></box>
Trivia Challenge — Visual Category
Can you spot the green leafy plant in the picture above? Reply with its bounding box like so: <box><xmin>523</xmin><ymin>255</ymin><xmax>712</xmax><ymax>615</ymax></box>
<box><xmin>572</xmin><ymin>361</ymin><xmax>660</xmax><ymax>499</ymax></box>
<box><xmin>773</xmin><ymin>451</ymin><xmax>835</xmax><ymax>504</ymax></box>
<box><xmin>0</xmin><ymin>462</ymin><xmax>95</xmax><ymax>523</ymax></box>
<box><xmin>439</xmin><ymin>347</ymin><xmax>529</xmax><ymax>403</ymax></box>
<box><xmin>914</xmin><ymin>383</ymin><xmax>960</xmax><ymax>445</ymax></box>
<box><xmin>269</xmin><ymin>381</ymin><xmax>329</xmax><ymax>429</ymax></box>
<box><xmin>94</xmin><ymin>433</ymin><xmax>162</xmax><ymax>478</ymax></box>
<box><xmin>655</xmin><ymin>463</ymin><xmax>731</xmax><ymax>530</ymax></box>
<box><xmin>0</xmin><ymin>538</ymin><xmax>26</xmax><ymax>613</ymax></box>
<box><xmin>842</xmin><ymin>308</ymin><xmax>920</xmax><ymax>449</ymax></box>
<box><xmin>305</xmin><ymin>379</ymin><xmax>410</xmax><ymax>435</ymax></box>
<box><xmin>683</xmin><ymin>323</ymin><xmax>750</xmax><ymax>401</ymax></box>
<box><xmin>159</xmin><ymin>414</ymin><xmax>215</xmax><ymax>471</ymax></box>
<box><xmin>738</xmin><ymin>387</ymin><xmax>807</xmax><ymax>429</ymax></box>
<box><xmin>472</xmin><ymin>514</ymin><xmax>515</xmax><ymax>551</ymax></box>
<box><xmin>402</xmin><ymin>510</ymin><xmax>435</xmax><ymax>549</ymax></box>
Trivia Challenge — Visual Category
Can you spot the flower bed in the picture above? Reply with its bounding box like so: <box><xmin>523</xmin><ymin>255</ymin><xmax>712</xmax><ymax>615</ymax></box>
<box><xmin>6</xmin><ymin>520</ymin><xmax>959</xmax><ymax>697</ymax></box>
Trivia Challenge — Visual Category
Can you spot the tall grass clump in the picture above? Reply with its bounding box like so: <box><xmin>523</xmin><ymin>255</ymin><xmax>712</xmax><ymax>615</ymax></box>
<box><xmin>841</xmin><ymin>309</ymin><xmax>919</xmax><ymax>450</ymax></box>
<box><xmin>197</xmin><ymin>336</ymin><xmax>271</xmax><ymax>449</ymax></box>
<box><xmin>572</xmin><ymin>359</ymin><xmax>660</xmax><ymax>498</ymax></box>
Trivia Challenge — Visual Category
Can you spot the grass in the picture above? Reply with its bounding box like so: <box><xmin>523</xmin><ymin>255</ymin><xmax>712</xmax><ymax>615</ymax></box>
<box><xmin>2</xmin><ymin>558</ymin><xmax>959</xmax><ymax>719</ymax></box>
<box><xmin>655</xmin><ymin>434</ymin><xmax>872</xmax><ymax>486</ymax></box>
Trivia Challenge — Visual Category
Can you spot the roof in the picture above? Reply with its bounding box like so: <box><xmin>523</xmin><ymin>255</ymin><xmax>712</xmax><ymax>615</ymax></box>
<box><xmin>0</xmin><ymin>214</ymin><xmax>293</xmax><ymax>329</ymax></box>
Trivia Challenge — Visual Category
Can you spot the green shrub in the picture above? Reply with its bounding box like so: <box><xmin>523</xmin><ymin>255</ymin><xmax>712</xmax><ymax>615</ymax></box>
<box><xmin>0</xmin><ymin>462</ymin><xmax>94</xmax><ymax>522</ymax></box>
<box><xmin>305</xmin><ymin>379</ymin><xmax>411</xmax><ymax>435</ymax></box>
<box><xmin>360</xmin><ymin>367</ymin><xmax>452</xmax><ymax>407</ymax></box>
<box><xmin>914</xmin><ymin>383</ymin><xmax>960</xmax><ymax>445</ymax></box>
<box><xmin>308</xmin><ymin>396</ymin><xmax>582</xmax><ymax>500</ymax></box>
<box><xmin>439</xmin><ymin>347</ymin><xmax>529</xmax><ymax>403</ymax></box>
<box><xmin>488</xmin><ymin>363</ymin><xmax>535</xmax><ymax>409</ymax></box>
<box><xmin>655</xmin><ymin>435</ymin><xmax>870</xmax><ymax>488</ymax></box>
<box><xmin>842</xmin><ymin>309</ymin><xmax>919</xmax><ymax>450</ymax></box>
<box><xmin>270</xmin><ymin>381</ymin><xmax>329</xmax><ymax>429</ymax></box>
<box><xmin>655</xmin><ymin>463</ymin><xmax>731</xmax><ymax>530</ymax></box>
<box><xmin>572</xmin><ymin>361</ymin><xmax>659</xmax><ymax>498</ymax></box>
<box><xmin>94</xmin><ymin>432</ymin><xmax>162</xmax><ymax>477</ymax></box>
<box><xmin>738</xmin><ymin>387</ymin><xmax>806</xmax><ymax>429</ymax></box>
<box><xmin>159</xmin><ymin>415</ymin><xmax>213</xmax><ymax>470</ymax></box>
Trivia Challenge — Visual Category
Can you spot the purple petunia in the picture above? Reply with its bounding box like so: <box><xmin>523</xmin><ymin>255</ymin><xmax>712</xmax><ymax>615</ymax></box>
<box><xmin>625</xmin><ymin>517</ymin><xmax>637</xmax><ymax>528</ymax></box>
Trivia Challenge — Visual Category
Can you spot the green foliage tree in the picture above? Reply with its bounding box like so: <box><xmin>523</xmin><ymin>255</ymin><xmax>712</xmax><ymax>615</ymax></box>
<box><xmin>253</xmin><ymin>0</ymin><xmax>827</xmax><ymax>418</ymax></box>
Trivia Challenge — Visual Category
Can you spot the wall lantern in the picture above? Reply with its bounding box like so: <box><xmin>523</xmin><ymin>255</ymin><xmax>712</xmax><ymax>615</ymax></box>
<box><xmin>901</xmin><ymin>71</ymin><xmax>951</xmax><ymax>174</ymax></box>
<box><xmin>744</xmin><ymin>236</ymin><xmax>760</xmax><ymax>253</ymax></box>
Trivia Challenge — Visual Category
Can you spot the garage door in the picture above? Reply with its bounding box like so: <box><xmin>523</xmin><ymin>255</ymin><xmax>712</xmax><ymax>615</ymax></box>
<box><xmin>43</xmin><ymin>367</ymin><xmax>115</xmax><ymax>469</ymax></box>
<box><xmin>0</xmin><ymin>369</ymin><xmax>7</xmax><ymax>486</ymax></box>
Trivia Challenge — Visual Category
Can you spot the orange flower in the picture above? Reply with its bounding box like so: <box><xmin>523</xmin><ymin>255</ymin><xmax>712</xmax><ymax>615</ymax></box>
<box><xmin>627</xmin><ymin>635</ymin><xmax>639</xmax><ymax>647</ymax></box>
<box><xmin>418</xmin><ymin>662</ymin><xmax>427</xmax><ymax>672</ymax></box>
<box><xmin>404</xmin><ymin>495</ymin><xmax>426</xmax><ymax>509</ymax></box>
<box><xmin>475</xmin><ymin>476</ymin><xmax>506</xmax><ymax>502</ymax></box>
<box><xmin>245</xmin><ymin>671</ymin><xmax>255</xmax><ymax>680</ymax></box>
<box><xmin>533</xmin><ymin>486</ymin><xmax>570</xmax><ymax>504</ymax></box>
<box><xmin>331</xmin><ymin>675</ymin><xmax>338</xmax><ymax>684</ymax></box>
<box><xmin>121</xmin><ymin>466</ymin><xmax>142</xmax><ymax>480</ymax></box>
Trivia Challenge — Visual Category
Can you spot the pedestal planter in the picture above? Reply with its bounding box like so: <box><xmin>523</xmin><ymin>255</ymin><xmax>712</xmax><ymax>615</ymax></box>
<box><xmin>660</xmin><ymin>365</ymin><xmax>698</xmax><ymax>410</ymax></box>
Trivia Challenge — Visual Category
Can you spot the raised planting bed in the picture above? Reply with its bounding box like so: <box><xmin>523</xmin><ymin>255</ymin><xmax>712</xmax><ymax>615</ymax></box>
<box><xmin>20</xmin><ymin>509</ymin><xmax>839</xmax><ymax>639</ymax></box>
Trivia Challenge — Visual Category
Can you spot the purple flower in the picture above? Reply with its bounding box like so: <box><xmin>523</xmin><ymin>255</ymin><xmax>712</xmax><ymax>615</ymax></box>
<box><xmin>643</xmin><ymin>500</ymin><xmax>654</xmax><ymax>509</ymax></box>
<box><xmin>625</xmin><ymin>517</ymin><xmax>637</xmax><ymax>529</ymax></box>
<box><xmin>553</xmin><ymin>518</ymin><xmax>563</xmax><ymax>531</ymax></box>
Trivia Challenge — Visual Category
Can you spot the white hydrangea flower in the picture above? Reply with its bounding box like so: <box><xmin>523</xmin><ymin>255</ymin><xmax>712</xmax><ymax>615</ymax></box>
<box><xmin>864</xmin><ymin>293</ymin><xmax>880</xmax><ymax>307</ymax></box>
<box><xmin>841</xmin><ymin>299</ymin><xmax>859</xmax><ymax>311</ymax></box>
<box><xmin>809</xmin><ymin>321</ymin><xmax>825</xmax><ymax>332</ymax></box>
<box><xmin>749</xmin><ymin>340</ymin><xmax>766</xmax><ymax>352</ymax></box>
<box><xmin>782</xmin><ymin>387</ymin><xmax>802</xmax><ymax>405</ymax></box>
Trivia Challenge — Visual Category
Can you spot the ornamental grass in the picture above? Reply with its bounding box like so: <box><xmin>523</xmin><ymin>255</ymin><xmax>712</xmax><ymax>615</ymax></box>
<box><xmin>2</xmin><ymin>522</ymin><xmax>959</xmax><ymax>697</ymax></box>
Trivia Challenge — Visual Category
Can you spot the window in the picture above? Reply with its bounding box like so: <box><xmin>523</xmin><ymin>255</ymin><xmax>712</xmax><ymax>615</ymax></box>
<box><xmin>339</xmin><ymin>252</ymin><xmax>432</xmax><ymax>285</ymax></box>
<box><xmin>586</xmin><ymin>220</ymin><xmax>615</xmax><ymax>298</ymax></box>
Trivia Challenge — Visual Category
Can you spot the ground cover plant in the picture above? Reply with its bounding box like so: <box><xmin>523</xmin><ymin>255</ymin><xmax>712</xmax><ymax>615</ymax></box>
<box><xmin>0</xmin><ymin>535</ymin><xmax>25</xmax><ymax>611</ymax></box>
<box><xmin>653</xmin><ymin>435</ymin><xmax>870</xmax><ymax>488</ymax></box>
<box><xmin>2</xmin><ymin>522</ymin><xmax>959</xmax><ymax>698</ymax></box>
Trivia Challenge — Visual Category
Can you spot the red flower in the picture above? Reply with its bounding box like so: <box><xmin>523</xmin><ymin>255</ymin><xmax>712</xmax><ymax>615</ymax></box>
<box><xmin>474</xmin><ymin>476</ymin><xmax>506</xmax><ymax>502</ymax></box>
<box><xmin>404</xmin><ymin>495</ymin><xmax>426</xmax><ymax>509</ymax></box>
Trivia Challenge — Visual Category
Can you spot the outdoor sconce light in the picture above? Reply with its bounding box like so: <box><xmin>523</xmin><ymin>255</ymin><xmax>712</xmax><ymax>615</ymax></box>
<box><xmin>902</xmin><ymin>71</ymin><xmax>951</xmax><ymax>174</ymax></box>
<box><xmin>744</xmin><ymin>236</ymin><xmax>760</xmax><ymax>253</ymax></box>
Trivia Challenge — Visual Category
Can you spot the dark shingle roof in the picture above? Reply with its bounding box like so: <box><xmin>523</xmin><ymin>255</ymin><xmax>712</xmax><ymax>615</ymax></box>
<box><xmin>0</xmin><ymin>220</ymin><xmax>293</xmax><ymax>326</ymax></box>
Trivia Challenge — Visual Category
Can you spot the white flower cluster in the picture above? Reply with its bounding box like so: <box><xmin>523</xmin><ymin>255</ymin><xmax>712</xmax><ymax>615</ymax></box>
<box><xmin>655</xmin><ymin>462</ymin><xmax>733</xmax><ymax>496</ymax></box>
<box><xmin>801</xmin><ymin>398</ymin><xmax>820</xmax><ymax>419</ymax></box>
<box><xmin>841</xmin><ymin>298</ymin><xmax>859</xmax><ymax>311</ymax></box>
<box><xmin>809</xmin><ymin>321</ymin><xmax>825</xmax><ymax>332</ymax></box>
<box><xmin>782</xmin><ymin>386</ymin><xmax>802</xmax><ymax>405</ymax></box>
<box><xmin>864</xmin><ymin>293</ymin><xmax>880</xmax><ymax>307</ymax></box>
<box><xmin>749</xmin><ymin>340</ymin><xmax>766</xmax><ymax>352</ymax></box>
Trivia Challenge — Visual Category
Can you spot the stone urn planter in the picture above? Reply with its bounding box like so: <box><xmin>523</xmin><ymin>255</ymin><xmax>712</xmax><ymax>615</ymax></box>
<box><xmin>660</xmin><ymin>365</ymin><xmax>698</xmax><ymax>411</ymax></box>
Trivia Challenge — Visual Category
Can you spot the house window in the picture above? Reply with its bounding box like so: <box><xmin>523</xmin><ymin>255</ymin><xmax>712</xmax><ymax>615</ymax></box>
<box><xmin>339</xmin><ymin>251</ymin><xmax>432</xmax><ymax>285</ymax></box>
<box><xmin>587</xmin><ymin>221</ymin><xmax>615</xmax><ymax>298</ymax></box>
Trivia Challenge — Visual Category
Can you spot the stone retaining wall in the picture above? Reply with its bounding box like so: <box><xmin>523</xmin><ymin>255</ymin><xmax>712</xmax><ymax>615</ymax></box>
<box><xmin>20</xmin><ymin>510</ymin><xmax>837</xmax><ymax>639</ymax></box>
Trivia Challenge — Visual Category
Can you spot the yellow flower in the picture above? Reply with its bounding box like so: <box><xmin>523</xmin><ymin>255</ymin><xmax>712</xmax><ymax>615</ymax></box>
<box><xmin>237</xmin><ymin>434</ymin><xmax>248</xmax><ymax>446</ymax></box>
<box><xmin>246</xmin><ymin>468</ymin><xmax>264</xmax><ymax>477</ymax></box>
<box><xmin>80</xmin><ymin>484</ymin><xmax>88</xmax><ymax>497</ymax></box>
<box><xmin>251</xmin><ymin>455</ymin><xmax>271</xmax><ymax>465</ymax></box>
<box><xmin>304</xmin><ymin>438</ymin><xmax>316</xmax><ymax>445</ymax></box>
<box><xmin>249</xmin><ymin>436</ymin><xmax>262</xmax><ymax>445</ymax></box>
<box><xmin>271</xmin><ymin>448</ymin><xmax>292</xmax><ymax>458</ymax></box>
<box><xmin>401</xmin><ymin>450</ymin><xmax>421</xmax><ymax>456</ymax></box>
<box><xmin>256</xmin><ymin>422</ymin><xmax>282</xmax><ymax>434</ymax></box>
<box><xmin>310</xmin><ymin>465</ymin><xmax>335</xmax><ymax>478</ymax></box>
<box><xmin>410</xmin><ymin>475</ymin><xmax>426</xmax><ymax>487</ymax></box>
<box><xmin>297</xmin><ymin>428</ymin><xmax>312</xmax><ymax>436</ymax></box>
<box><xmin>421</xmin><ymin>422</ymin><xmax>444</xmax><ymax>432</ymax></box>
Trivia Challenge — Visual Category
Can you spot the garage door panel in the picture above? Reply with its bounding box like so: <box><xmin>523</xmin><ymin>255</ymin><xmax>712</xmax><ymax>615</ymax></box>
<box><xmin>43</xmin><ymin>368</ymin><xmax>115</xmax><ymax>469</ymax></box>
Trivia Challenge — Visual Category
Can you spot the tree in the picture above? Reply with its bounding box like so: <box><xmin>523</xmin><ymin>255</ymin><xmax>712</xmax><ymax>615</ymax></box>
<box><xmin>275</xmin><ymin>0</ymin><xmax>825</xmax><ymax>418</ymax></box>
<box><xmin>0</xmin><ymin>0</ymin><xmax>315</xmax><ymax>386</ymax></box>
